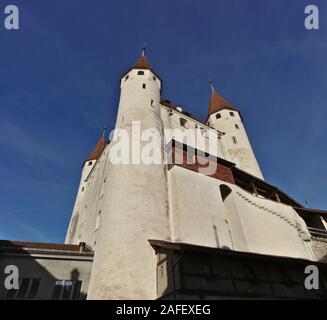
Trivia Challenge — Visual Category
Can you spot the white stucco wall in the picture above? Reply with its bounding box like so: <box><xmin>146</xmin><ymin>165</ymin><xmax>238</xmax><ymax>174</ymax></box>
<box><xmin>160</xmin><ymin>105</ymin><xmax>225</xmax><ymax>159</ymax></box>
<box><xmin>168</xmin><ymin>166</ymin><xmax>313</xmax><ymax>261</ymax></box>
<box><xmin>0</xmin><ymin>255</ymin><xmax>93</xmax><ymax>299</ymax></box>
<box><xmin>65</xmin><ymin>144</ymin><xmax>109</xmax><ymax>250</ymax></box>
<box><xmin>86</xmin><ymin>68</ymin><xmax>170</xmax><ymax>300</ymax></box>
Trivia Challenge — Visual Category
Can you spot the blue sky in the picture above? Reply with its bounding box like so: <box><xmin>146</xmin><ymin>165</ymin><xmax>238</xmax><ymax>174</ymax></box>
<box><xmin>0</xmin><ymin>0</ymin><xmax>326</xmax><ymax>242</ymax></box>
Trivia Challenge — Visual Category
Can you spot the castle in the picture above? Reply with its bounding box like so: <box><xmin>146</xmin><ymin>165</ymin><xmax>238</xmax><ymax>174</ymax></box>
<box><xmin>1</xmin><ymin>51</ymin><xmax>327</xmax><ymax>300</ymax></box>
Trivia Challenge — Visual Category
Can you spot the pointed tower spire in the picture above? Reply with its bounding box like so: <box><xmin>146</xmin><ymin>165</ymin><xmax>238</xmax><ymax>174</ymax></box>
<box><xmin>122</xmin><ymin>46</ymin><xmax>161</xmax><ymax>83</ymax></box>
<box><xmin>141</xmin><ymin>43</ymin><xmax>146</xmax><ymax>57</ymax></box>
<box><xmin>102</xmin><ymin>126</ymin><xmax>107</xmax><ymax>138</ymax></box>
<box><xmin>209</xmin><ymin>79</ymin><xmax>215</xmax><ymax>92</ymax></box>
<box><xmin>207</xmin><ymin>83</ymin><xmax>238</xmax><ymax>120</ymax></box>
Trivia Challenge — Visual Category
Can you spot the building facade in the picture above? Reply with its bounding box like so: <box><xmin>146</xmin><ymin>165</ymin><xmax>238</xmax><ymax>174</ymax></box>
<box><xmin>64</xmin><ymin>52</ymin><xmax>327</xmax><ymax>299</ymax></box>
<box><xmin>1</xmin><ymin>51</ymin><xmax>327</xmax><ymax>300</ymax></box>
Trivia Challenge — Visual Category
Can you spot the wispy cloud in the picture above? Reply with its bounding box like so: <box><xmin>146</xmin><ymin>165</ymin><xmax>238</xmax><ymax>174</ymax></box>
<box><xmin>0</xmin><ymin>207</ymin><xmax>53</xmax><ymax>242</ymax></box>
<box><xmin>0</xmin><ymin>119</ymin><xmax>69</xmax><ymax>167</ymax></box>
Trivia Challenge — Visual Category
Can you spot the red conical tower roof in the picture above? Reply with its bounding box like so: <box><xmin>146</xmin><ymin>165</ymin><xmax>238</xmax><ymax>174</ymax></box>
<box><xmin>123</xmin><ymin>48</ymin><xmax>162</xmax><ymax>82</ymax></box>
<box><xmin>86</xmin><ymin>136</ymin><xmax>106</xmax><ymax>161</ymax></box>
<box><xmin>208</xmin><ymin>89</ymin><xmax>237</xmax><ymax>115</ymax></box>
<box><xmin>133</xmin><ymin>55</ymin><xmax>153</xmax><ymax>70</ymax></box>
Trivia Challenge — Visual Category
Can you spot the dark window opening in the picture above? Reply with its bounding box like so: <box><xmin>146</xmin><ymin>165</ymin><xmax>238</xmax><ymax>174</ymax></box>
<box><xmin>124</xmin><ymin>75</ymin><xmax>129</xmax><ymax>81</ymax></box>
<box><xmin>51</xmin><ymin>280</ymin><xmax>63</xmax><ymax>300</ymax></box>
<box><xmin>232</xmin><ymin>136</ymin><xmax>237</xmax><ymax>144</ymax></box>
<box><xmin>153</xmin><ymin>76</ymin><xmax>157</xmax><ymax>81</ymax></box>
<box><xmin>72</xmin><ymin>281</ymin><xmax>82</xmax><ymax>300</ymax></box>
<box><xmin>88</xmin><ymin>161</ymin><xmax>93</xmax><ymax>166</ymax></box>
<box><xmin>230</xmin><ymin>112</ymin><xmax>235</xmax><ymax>117</ymax></box>
<box><xmin>180</xmin><ymin>118</ymin><xmax>188</xmax><ymax>128</ymax></box>
<box><xmin>17</xmin><ymin>278</ymin><xmax>30</xmax><ymax>299</ymax></box>
<box><xmin>138</xmin><ymin>71</ymin><xmax>144</xmax><ymax>75</ymax></box>
<box><xmin>142</xmin><ymin>83</ymin><xmax>146</xmax><ymax>89</ymax></box>
<box><xmin>235</xmin><ymin>124</ymin><xmax>239</xmax><ymax>129</ymax></box>
<box><xmin>51</xmin><ymin>280</ymin><xmax>83</xmax><ymax>300</ymax></box>
<box><xmin>216</xmin><ymin>113</ymin><xmax>221</xmax><ymax>119</ymax></box>
<box><xmin>220</xmin><ymin>184</ymin><xmax>232</xmax><ymax>202</ymax></box>
<box><xmin>62</xmin><ymin>281</ymin><xmax>73</xmax><ymax>300</ymax></box>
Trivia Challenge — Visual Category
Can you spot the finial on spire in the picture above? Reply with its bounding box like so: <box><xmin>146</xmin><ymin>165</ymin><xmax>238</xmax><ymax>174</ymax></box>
<box><xmin>142</xmin><ymin>43</ymin><xmax>147</xmax><ymax>56</ymax></box>
<box><xmin>102</xmin><ymin>126</ymin><xmax>107</xmax><ymax>138</ymax></box>
<box><xmin>209</xmin><ymin>80</ymin><xmax>215</xmax><ymax>92</ymax></box>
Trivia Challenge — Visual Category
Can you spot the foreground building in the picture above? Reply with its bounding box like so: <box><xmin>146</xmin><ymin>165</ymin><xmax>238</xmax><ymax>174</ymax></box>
<box><xmin>1</xmin><ymin>51</ymin><xmax>327</xmax><ymax>299</ymax></box>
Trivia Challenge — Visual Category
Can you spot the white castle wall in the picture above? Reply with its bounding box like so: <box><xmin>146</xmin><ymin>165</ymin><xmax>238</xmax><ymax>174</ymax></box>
<box><xmin>86</xmin><ymin>68</ymin><xmax>170</xmax><ymax>300</ymax></box>
<box><xmin>208</xmin><ymin>109</ymin><xmax>264</xmax><ymax>179</ymax></box>
<box><xmin>65</xmin><ymin>145</ymin><xmax>109</xmax><ymax>250</ymax></box>
<box><xmin>168</xmin><ymin>166</ymin><xmax>314</xmax><ymax>261</ymax></box>
<box><xmin>64</xmin><ymin>58</ymin><xmax>320</xmax><ymax>300</ymax></box>
<box><xmin>160</xmin><ymin>106</ymin><xmax>224</xmax><ymax>159</ymax></box>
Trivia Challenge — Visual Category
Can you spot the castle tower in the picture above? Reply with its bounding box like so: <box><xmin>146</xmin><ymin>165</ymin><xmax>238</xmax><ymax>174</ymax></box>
<box><xmin>86</xmin><ymin>50</ymin><xmax>170</xmax><ymax>299</ymax></box>
<box><xmin>65</xmin><ymin>136</ymin><xmax>106</xmax><ymax>245</ymax></box>
<box><xmin>206</xmin><ymin>85</ymin><xmax>264</xmax><ymax>179</ymax></box>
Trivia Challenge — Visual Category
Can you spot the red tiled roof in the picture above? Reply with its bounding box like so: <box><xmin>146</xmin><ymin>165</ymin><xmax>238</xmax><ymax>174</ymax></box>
<box><xmin>86</xmin><ymin>136</ymin><xmax>106</xmax><ymax>161</ymax></box>
<box><xmin>0</xmin><ymin>240</ymin><xmax>94</xmax><ymax>256</ymax></box>
<box><xmin>133</xmin><ymin>55</ymin><xmax>153</xmax><ymax>70</ymax></box>
<box><xmin>123</xmin><ymin>53</ymin><xmax>162</xmax><ymax>83</ymax></box>
<box><xmin>208</xmin><ymin>90</ymin><xmax>238</xmax><ymax>117</ymax></box>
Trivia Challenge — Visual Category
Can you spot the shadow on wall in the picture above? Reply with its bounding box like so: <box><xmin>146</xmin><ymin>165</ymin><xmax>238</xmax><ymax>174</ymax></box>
<box><xmin>0</xmin><ymin>241</ymin><xmax>87</xmax><ymax>300</ymax></box>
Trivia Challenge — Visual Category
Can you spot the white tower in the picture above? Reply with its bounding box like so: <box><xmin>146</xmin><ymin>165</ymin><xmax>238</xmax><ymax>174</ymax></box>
<box><xmin>65</xmin><ymin>136</ymin><xmax>106</xmax><ymax>245</ymax></box>
<box><xmin>206</xmin><ymin>84</ymin><xmax>264</xmax><ymax>179</ymax></box>
<box><xmin>86</xmin><ymin>51</ymin><xmax>170</xmax><ymax>299</ymax></box>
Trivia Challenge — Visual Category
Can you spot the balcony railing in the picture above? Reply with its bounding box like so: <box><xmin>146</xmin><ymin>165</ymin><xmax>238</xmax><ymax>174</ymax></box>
<box><xmin>308</xmin><ymin>227</ymin><xmax>327</xmax><ymax>239</ymax></box>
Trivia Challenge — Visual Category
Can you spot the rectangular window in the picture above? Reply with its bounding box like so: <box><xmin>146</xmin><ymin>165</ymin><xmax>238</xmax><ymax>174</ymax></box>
<box><xmin>138</xmin><ymin>71</ymin><xmax>144</xmax><ymax>75</ymax></box>
<box><xmin>72</xmin><ymin>281</ymin><xmax>82</xmax><ymax>300</ymax></box>
<box><xmin>51</xmin><ymin>280</ymin><xmax>64</xmax><ymax>300</ymax></box>
<box><xmin>216</xmin><ymin>113</ymin><xmax>221</xmax><ymax>119</ymax></box>
<box><xmin>235</xmin><ymin>124</ymin><xmax>239</xmax><ymax>129</ymax></box>
<box><xmin>180</xmin><ymin>118</ymin><xmax>188</xmax><ymax>128</ymax></box>
<box><xmin>142</xmin><ymin>83</ymin><xmax>146</xmax><ymax>89</ymax></box>
<box><xmin>62</xmin><ymin>281</ymin><xmax>73</xmax><ymax>300</ymax></box>
<box><xmin>17</xmin><ymin>278</ymin><xmax>30</xmax><ymax>299</ymax></box>
<box><xmin>230</xmin><ymin>112</ymin><xmax>235</xmax><ymax>117</ymax></box>
<box><xmin>51</xmin><ymin>280</ymin><xmax>83</xmax><ymax>300</ymax></box>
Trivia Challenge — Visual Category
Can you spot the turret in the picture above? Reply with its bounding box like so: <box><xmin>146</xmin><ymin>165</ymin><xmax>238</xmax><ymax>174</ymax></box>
<box><xmin>87</xmin><ymin>50</ymin><xmax>169</xmax><ymax>299</ymax></box>
<box><xmin>206</xmin><ymin>83</ymin><xmax>264</xmax><ymax>180</ymax></box>
<box><xmin>65</xmin><ymin>135</ymin><xmax>107</xmax><ymax>244</ymax></box>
